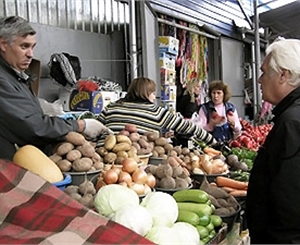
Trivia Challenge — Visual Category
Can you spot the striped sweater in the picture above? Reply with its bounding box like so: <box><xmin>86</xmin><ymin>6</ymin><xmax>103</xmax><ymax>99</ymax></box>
<box><xmin>97</xmin><ymin>101</ymin><xmax>214</xmax><ymax>145</ymax></box>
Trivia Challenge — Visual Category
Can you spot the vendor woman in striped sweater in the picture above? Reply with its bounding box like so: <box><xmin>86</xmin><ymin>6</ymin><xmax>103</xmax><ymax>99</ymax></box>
<box><xmin>97</xmin><ymin>77</ymin><xmax>216</xmax><ymax>146</ymax></box>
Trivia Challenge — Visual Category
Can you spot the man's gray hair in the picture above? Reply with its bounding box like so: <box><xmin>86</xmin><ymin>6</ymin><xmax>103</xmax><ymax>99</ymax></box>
<box><xmin>0</xmin><ymin>16</ymin><xmax>36</xmax><ymax>44</ymax></box>
<box><xmin>266</xmin><ymin>39</ymin><xmax>300</xmax><ymax>87</ymax></box>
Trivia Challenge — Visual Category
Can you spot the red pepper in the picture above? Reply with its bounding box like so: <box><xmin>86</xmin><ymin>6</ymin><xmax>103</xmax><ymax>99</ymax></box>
<box><xmin>229</xmin><ymin>140</ymin><xmax>242</xmax><ymax>148</ymax></box>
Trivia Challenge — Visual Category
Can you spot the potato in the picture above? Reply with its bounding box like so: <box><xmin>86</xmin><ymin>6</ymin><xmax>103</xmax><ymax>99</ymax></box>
<box><xmin>57</xmin><ymin>159</ymin><xmax>72</xmax><ymax>172</ymax></box>
<box><xmin>112</xmin><ymin>142</ymin><xmax>131</xmax><ymax>153</ymax></box>
<box><xmin>146</xmin><ymin>132</ymin><xmax>159</xmax><ymax>142</ymax></box>
<box><xmin>104</xmin><ymin>152</ymin><xmax>117</xmax><ymax>164</ymax></box>
<box><xmin>119</xmin><ymin>130</ymin><xmax>130</xmax><ymax>136</ymax></box>
<box><xmin>56</xmin><ymin>142</ymin><xmax>75</xmax><ymax>156</ymax></box>
<box><xmin>115</xmin><ymin>156</ymin><xmax>125</xmax><ymax>165</ymax></box>
<box><xmin>124</xmin><ymin>123</ymin><xmax>137</xmax><ymax>133</ymax></box>
<box><xmin>152</xmin><ymin>150</ymin><xmax>159</xmax><ymax>157</ymax></box>
<box><xmin>93</xmin><ymin>161</ymin><xmax>104</xmax><ymax>170</ymax></box>
<box><xmin>116</xmin><ymin>135</ymin><xmax>132</xmax><ymax>145</ymax></box>
<box><xmin>154</xmin><ymin>146</ymin><xmax>165</xmax><ymax>155</ymax></box>
<box><xmin>91</xmin><ymin>152</ymin><xmax>101</xmax><ymax>163</ymax></box>
<box><xmin>127</xmin><ymin>146</ymin><xmax>138</xmax><ymax>158</ymax></box>
<box><xmin>138</xmin><ymin>138</ymin><xmax>150</xmax><ymax>149</ymax></box>
<box><xmin>117</xmin><ymin>150</ymin><xmax>128</xmax><ymax>158</ymax></box>
<box><xmin>66</xmin><ymin>149</ymin><xmax>82</xmax><ymax>162</ymax></box>
<box><xmin>96</xmin><ymin>147</ymin><xmax>108</xmax><ymax>157</ymax></box>
<box><xmin>129</xmin><ymin>132</ymin><xmax>140</xmax><ymax>142</ymax></box>
<box><xmin>164</xmin><ymin>143</ymin><xmax>173</xmax><ymax>152</ymax></box>
<box><xmin>77</xmin><ymin>143</ymin><xmax>95</xmax><ymax>158</ymax></box>
<box><xmin>49</xmin><ymin>153</ymin><xmax>62</xmax><ymax>163</ymax></box>
<box><xmin>132</xmin><ymin>142</ymin><xmax>141</xmax><ymax>150</ymax></box>
<box><xmin>72</xmin><ymin>157</ymin><xmax>93</xmax><ymax>172</ymax></box>
<box><xmin>65</xmin><ymin>131</ymin><xmax>86</xmax><ymax>146</ymax></box>
<box><xmin>104</xmin><ymin>134</ymin><xmax>117</xmax><ymax>151</ymax></box>
<box><xmin>155</xmin><ymin>137</ymin><xmax>168</xmax><ymax>146</ymax></box>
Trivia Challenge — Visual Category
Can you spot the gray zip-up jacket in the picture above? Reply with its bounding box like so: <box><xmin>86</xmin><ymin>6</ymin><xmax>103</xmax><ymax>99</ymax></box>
<box><xmin>0</xmin><ymin>56</ymin><xmax>79</xmax><ymax>160</ymax></box>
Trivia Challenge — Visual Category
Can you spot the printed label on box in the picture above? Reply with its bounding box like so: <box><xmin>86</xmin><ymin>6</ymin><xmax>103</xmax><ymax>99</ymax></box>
<box><xmin>161</xmin><ymin>85</ymin><xmax>177</xmax><ymax>101</ymax></box>
<box><xmin>158</xmin><ymin>36</ymin><xmax>179</xmax><ymax>55</ymax></box>
<box><xmin>159</xmin><ymin>52</ymin><xmax>176</xmax><ymax>70</ymax></box>
<box><xmin>160</xmin><ymin>68</ymin><xmax>176</xmax><ymax>85</ymax></box>
<box><xmin>69</xmin><ymin>90</ymin><xmax>103</xmax><ymax>114</ymax></box>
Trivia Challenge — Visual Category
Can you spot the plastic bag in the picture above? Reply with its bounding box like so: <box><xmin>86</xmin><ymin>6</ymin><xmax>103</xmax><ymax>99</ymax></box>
<box><xmin>38</xmin><ymin>98</ymin><xmax>65</xmax><ymax>116</ymax></box>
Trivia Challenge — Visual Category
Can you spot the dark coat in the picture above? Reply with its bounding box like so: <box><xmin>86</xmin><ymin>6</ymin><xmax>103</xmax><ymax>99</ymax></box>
<box><xmin>0</xmin><ymin>56</ymin><xmax>78</xmax><ymax>160</ymax></box>
<box><xmin>177</xmin><ymin>93</ymin><xmax>200</xmax><ymax>118</ymax></box>
<box><xmin>246</xmin><ymin>86</ymin><xmax>300</xmax><ymax>244</ymax></box>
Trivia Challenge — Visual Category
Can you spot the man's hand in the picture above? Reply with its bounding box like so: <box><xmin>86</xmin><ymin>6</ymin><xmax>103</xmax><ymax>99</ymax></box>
<box><xmin>83</xmin><ymin>119</ymin><xmax>113</xmax><ymax>138</ymax></box>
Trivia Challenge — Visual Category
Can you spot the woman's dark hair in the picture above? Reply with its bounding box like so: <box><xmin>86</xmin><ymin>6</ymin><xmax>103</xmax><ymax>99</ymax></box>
<box><xmin>121</xmin><ymin>77</ymin><xmax>156</xmax><ymax>103</ymax></box>
<box><xmin>208</xmin><ymin>80</ymin><xmax>231</xmax><ymax>102</ymax></box>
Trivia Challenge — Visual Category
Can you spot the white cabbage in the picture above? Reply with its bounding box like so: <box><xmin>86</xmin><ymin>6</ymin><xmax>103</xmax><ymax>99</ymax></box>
<box><xmin>140</xmin><ymin>191</ymin><xmax>178</xmax><ymax>227</ymax></box>
<box><xmin>172</xmin><ymin>222</ymin><xmax>200</xmax><ymax>245</ymax></box>
<box><xmin>111</xmin><ymin>204</ymin><xmax>153</xmax><ymax>236</ymax></box>
<box><xmin>94</xmin><ymin>184</ymin><xmax>139</xmax><ymax>217</ymax></box>
<box><xmin>146</xmin><ymin>226</ymin><xmax>180</xmax><ymax>244</ymax></box>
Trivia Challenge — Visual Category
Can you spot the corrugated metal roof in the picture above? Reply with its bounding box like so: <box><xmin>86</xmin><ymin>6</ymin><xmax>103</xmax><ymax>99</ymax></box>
<box><xmin>258</xmin><ymin>1</ymin><xmax>300</xmax><ymax>40</ymax></box>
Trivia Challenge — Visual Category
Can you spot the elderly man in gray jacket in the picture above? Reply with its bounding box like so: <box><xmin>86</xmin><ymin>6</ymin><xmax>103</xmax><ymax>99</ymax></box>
<box><xmin>0</xmin><ymin>16</ymin><xmax>111</xmax><ymax>160</ymax></box>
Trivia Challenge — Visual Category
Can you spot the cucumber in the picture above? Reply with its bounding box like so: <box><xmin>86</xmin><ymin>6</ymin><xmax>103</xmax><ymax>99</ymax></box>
<box><xmin>176</xmin><ymin>209</ymin><xmax>200</xmax><ymax>226</ymax></box>
<box><xmin>173</xmin><ymin>189</ymin><xmax>209</xmax><ymax>204</ymax></box>
<box><xmin>196</xmin><ymin>225</ymin><xmax>209</xmax><ymax>239</ymax></box>
<box><xmin>210</xmin><ymin>215</ymin><xmax>222</xmax><ymax>227</ymax></box>
<box><xmin>177</xmin><ymin>202</ymin><xmax>213</xmax><ymax>216</ymax></box>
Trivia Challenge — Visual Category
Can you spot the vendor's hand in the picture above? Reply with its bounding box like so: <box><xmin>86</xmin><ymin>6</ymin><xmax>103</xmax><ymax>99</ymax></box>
<box><xmin>210</xmin><ymin>112</ymin><xmax>226</xmax><ymax>126</ymax></box>
<box><xmin>83</xmin><ymin>119</ymin><xmax>113</xmax><ymax>138</ymax></box>
<box><xmin>227</xmin><ymin>114</ymin><xmax>235</xmax><ymax>128</ymax></box>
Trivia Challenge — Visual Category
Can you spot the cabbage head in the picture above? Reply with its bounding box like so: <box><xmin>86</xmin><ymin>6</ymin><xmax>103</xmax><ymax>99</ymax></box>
<box><xmin>94</xmin><ymin>184</ymin><xmax>139</xmax><ymax>217</ymax></box>
<box><xmin>146</xmin><ymin>226</ymin><xmax>180</xmax><ymax>244</ymax></box>
<box><xmin>112</xmin><ymin>204</ymin><xmax>153</xmax><ymax>236</ymax></box>
<box><xmin>140</xmin><ymin>191</ymin><xmax>178</xmax><ymax>227</ymax></box>
<box><xmin>172</xmin><ymin>222</ymin><xmax>200</xmax><ymax>245</ymax></box>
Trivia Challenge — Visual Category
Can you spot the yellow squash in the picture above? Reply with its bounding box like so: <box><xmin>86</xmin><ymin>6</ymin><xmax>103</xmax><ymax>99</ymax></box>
<box><xmin>13</xmin><ymin>145</ymin><xmax>64</xmax><ymax>183</ymax></box>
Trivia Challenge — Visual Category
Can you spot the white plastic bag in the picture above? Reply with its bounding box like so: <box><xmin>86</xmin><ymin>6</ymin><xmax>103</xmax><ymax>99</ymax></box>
<box><xmin>38</xmin><ymin>98</ymin><xmax>65</xmax><ymax>116</ymax></box>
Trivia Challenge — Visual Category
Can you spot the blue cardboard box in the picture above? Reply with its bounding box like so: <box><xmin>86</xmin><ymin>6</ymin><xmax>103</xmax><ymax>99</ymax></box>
<box><xmin>69</xmin><ymin>89</ymin><xmax>103</xmax><ymax>114</ymax></box>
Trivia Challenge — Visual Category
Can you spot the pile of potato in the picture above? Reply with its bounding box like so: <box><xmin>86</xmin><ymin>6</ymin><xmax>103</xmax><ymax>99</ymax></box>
<box><xmin>64</xmin><ymin>178</ymin><xmax>97</xmax><ymax>209</ymax></box>
<box><xmin>49</xmin><ymin>132</ymin><xmax>103</xmax><ymax>172</ymax></box>
<box><xmin>145</xmin><ymin>156</ymin><xmax>192</xmax><ymax>189</ymax></box>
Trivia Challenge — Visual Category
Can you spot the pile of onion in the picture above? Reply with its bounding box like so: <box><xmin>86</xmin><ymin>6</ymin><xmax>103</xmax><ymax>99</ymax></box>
<box><xmin>96</xmin><ymin>157</ymin><xmax>156</xmax><ymax>196</ymax></box>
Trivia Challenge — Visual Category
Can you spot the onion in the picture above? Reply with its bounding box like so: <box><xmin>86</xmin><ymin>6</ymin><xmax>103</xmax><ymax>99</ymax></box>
<box><xmin>118</xmin><ymin>181</ymin><xmax>128</xmax><ymax>187</ymax></box>
<box><xmin>95</xmin><ymin>177</ymin><xmax>107</xmax><ymax>190</ymax></box>
<box><xmin>128</xmin><ymin>182</ymin><xmax>145</xmax><ymax>196</ymax></box>
<box><xmin>103</xmin><ymin>169</ymin><xmax>119</xmax><ymax>184</ymax></box>
<box><xmin>132</xmin><ymin>168</ymin><xmax>148</xmax><ymax>184</ymax></box>
<box><xmin>118</xmin><ymin>171</ymin><xmax>132</xmax><ymax>184</ymax></box>
<box><xmin>122</xmin><ymin>158</ymin><xmax>138</xmax><ymax>174</ymax></box>
<box><xmin>146</xmin><ymin>173</ymin><xmax>156</xmax><ymax>188</ymax></box>
<box><xmin>144</xmin><ymin>184</ymin><xmax>152</xmax><ymax>195</ymax></box>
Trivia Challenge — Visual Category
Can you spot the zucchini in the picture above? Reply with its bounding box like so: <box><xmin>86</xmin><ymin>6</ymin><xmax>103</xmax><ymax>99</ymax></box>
<box><xmin>177</xmin><ymin>202</ymin><xmax>213</xmax><ymax>216</ymax></box>
<box><xmin>173</xmin><ymin>189</ymin><xmax>209</xmax><ymax>203</ymax></box>
<box><xmin>176</xmin><ymin>209</ymin><xmax>200</xmax><ymax>226</ymax></box>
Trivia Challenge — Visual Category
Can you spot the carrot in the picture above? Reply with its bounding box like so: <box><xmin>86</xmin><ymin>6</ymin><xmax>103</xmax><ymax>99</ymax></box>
<box><xmin>216</xmin><ymin>176</ymin><xmax>248</xmax><ymax>190</ymax></box>
<box><xmin>203</xmin><ymin>147</ymin><xmax>221</xmax><ymax>156</ymax></box>
<box><xmin>229</xmin><ymin>190</ymin><xmax>247</xmax><ymax>197</ymax></box>
<box><xmin>222</xmin><ymin>186</ymin><xmax>236</xmax><ymax>193</ymax></box>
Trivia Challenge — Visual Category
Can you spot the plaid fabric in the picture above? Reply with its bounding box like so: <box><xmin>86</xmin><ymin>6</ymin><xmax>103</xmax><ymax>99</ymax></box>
<box><xmin>0</xmin><ymin>159</ymin><xmax>155</xmax><ymax>245</ymax></box>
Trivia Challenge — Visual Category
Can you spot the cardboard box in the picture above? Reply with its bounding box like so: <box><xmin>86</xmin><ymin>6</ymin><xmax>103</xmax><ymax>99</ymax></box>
<box><xmin>69</xmin><ymin>89</ymin><xmax>103</xmax><ymax>114</ymax></box>
<box><xmin>159</xmin><ymin>52</ymin><xmax>176</xmax><ymax>70</ymax></box>
<box><xmin>161</xmin><ymin>85</ymin><xmax>177</xmax><ymax>101</ymax></box>
<box><xmin>160</xmin><ymin>68</ymin><xmax>176</xmax><ymax>85</ymax></box>
<box><xmin>158</xmin><ymin>36</ymin><xmax>179</xmax><ymax>55</ymax></box>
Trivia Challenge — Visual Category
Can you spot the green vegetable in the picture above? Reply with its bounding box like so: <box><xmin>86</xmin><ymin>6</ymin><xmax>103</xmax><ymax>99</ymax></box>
<box><xmin>177</xmin><ymin>202</ymin><xmax>213</xmax><ymax>216</ymax></box>
<box><xmin>208</xmin><ymin>229</ymin><xmax>216</xmax><ymax>239</ymax></box>
<box><xmin>205</xmin><ymin>221</ymin><xmax>214</xmax><ymax>233</ymax></box>
<box><xmin>198</xmin><ymin>214</ymin><xmax>211</xmax><ymax>226</ymax></box>
<box><xmin>210</xmin><ymin>215</ymin><xmax>222</xmax><ymax>227</ymax></box>
<box><xmin>196</xmin><ymin>225</ymin><xmax>209</xmax><ymax>238</ymax></box>
<box><xmin>173</xmin><ymin>189</ymin><xmax>209</xmax><ymax>204</ymax></box>
<box><xmin>177</xmin><ymin>210</ymin><xmax>200</xmax><ymax>226</ymax></box>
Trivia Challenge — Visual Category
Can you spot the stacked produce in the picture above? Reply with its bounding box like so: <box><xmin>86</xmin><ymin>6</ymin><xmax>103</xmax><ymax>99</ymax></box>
<box><xmin>172</xmin><ymin>189</ymin><xmax>223</xmax><ymax>244</ymax></box>
<box><xmin>96</xmin><ymin>157</ymin><xmax>156</xmax><ymax>196</ymax></box>
<box><xmin>94</xmin><ymin>184</ymin><xmax>201</xmax><ymax>245</ymax></box>
<box><xmin>229</xmin><ymin>119</ymin><xmax>272</xmax><ymax>150</ymax></box>
<box><xmin>144</xmin><ymin>156</ymin><xmax>191</xmax><ymax>189</ymax></box>
<box><xmin>49</xmin><ymin>132</ymin><xmax>103</xmax><ymax>172</ymax></box>
<box><xmin>64</xmin><ymin>177</ymin><xmax>97</xmax><ymax>208</ymax></box>
<box><xmin>199</xmin><ymin>177</ymin><xmax>240</xmax><ymax>221</ymax></box>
